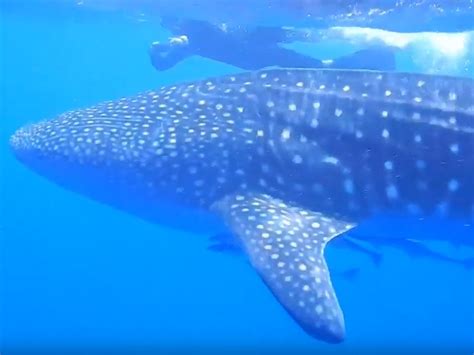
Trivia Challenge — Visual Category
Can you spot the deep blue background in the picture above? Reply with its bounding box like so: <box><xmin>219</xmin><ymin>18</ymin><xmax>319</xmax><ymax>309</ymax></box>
<box><xmin>1</xmin><ymin>2</ymin><xmax>473</xmax><ymax>353</ymax></box>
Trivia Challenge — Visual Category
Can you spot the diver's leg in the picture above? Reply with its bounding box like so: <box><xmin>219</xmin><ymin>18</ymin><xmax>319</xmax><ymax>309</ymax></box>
<box><xmin>261</xmin><ymin>44</ymin><xmax>397</xmax><ymax>71</ymax></box>
<box><xmin>251</xmin><ymin>26</ymin><xmax>325</xmax><ymax>44</ymax></box>
<box><xmin>330</xmin><ymin>46</ymin><xmax>397</xmax><ymax>71</ymax></box>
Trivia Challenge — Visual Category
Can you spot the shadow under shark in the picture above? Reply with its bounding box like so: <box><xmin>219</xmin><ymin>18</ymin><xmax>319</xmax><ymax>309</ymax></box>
<box><xmin>10</xmin><ymin>68</ymin><xmax>474</xmax><ymax>343</ymax></box>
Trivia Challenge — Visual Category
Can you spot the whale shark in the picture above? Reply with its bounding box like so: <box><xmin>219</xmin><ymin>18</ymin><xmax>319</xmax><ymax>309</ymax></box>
<box><xmin>9</xmin><ymin>68</ymin><xmax>474</xmax><ymax>343</ymax></box>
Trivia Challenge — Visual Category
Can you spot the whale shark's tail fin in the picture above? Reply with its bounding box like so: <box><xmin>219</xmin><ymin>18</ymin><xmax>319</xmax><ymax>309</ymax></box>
<box><xmin>212</xmin><ymin>193</ymin><xmax>355</xmax><ymax>343</ymax></box>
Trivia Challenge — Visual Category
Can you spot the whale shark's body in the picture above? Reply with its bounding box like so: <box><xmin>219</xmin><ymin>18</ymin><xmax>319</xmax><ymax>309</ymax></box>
<box><xmin>10</xmin><ymin>68</ymin><xmax>474</xmax><ymax>343</ymax></box>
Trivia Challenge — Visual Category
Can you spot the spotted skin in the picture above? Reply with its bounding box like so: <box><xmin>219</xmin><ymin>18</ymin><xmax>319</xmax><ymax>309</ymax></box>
<box><xmin>9</xmin><ymin>68</ymin><xmax>474</xmax><ymax>343</ymax></box>
<box><xmin>213</xmin><ymin>193</ymin><xmax>354</xmax><ymax>343</ymax></box>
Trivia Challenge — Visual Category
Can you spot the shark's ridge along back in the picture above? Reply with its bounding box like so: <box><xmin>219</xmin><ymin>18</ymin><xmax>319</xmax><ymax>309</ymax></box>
<box><xmin>9</xmin><ymin>68</ymin><xmax>474</xmax><ymax>343</ymax></box>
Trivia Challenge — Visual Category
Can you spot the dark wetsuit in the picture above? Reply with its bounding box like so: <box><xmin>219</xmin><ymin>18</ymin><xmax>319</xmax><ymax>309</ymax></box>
<box><xmin>149</xmin><ymin>18</ymin><xmax>396</xmax><ymax>72</ymax></box>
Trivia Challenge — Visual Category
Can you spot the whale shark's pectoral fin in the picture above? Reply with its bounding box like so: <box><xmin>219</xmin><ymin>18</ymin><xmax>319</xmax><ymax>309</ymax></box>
<box><xmin>211</xmin><ymin>192</ymin><xmax>356</xmax><ymax>343</ymax></box>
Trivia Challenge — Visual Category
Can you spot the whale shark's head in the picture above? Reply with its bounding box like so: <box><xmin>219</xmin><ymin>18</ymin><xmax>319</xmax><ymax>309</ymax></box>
<box><xmin>10</xmin><ymin>106</ymin><xmax>143</xmax><ymax>191</ymax></box>
<box><xmin>8</xmin><ymin>78</ymin><xmax>262</xmax><ymax>234</ymax></box>
<box><xmin>8</xmin><ymin>68</ymin><xmax>268</xmax><ymax>210</ymax></box>
<box><xmin>9</xmin><ymin>87</ymin><xmax>244</xmax><ymax>235</ymax></box>
<box><xmin>9</xmin><ymin>88</ymin><xmax>216</xmax><ymax>220</ymax></box>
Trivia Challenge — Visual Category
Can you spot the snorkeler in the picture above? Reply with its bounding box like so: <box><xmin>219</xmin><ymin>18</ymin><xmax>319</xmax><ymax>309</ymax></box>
<box><xmin>149</xmin><ymin>17</ymin><xmax>397</xmax><ymax>72</ymax></box>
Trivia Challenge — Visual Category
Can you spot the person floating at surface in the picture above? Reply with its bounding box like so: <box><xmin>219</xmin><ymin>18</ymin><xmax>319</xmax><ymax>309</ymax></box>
<box><xmin>149</xmin><ymin>17</ymin><xmax>397</xmax><ymax>72</ymax></box>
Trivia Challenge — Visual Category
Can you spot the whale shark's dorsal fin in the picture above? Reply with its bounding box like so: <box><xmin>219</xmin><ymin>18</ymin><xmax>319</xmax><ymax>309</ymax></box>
<box><xmin>212</xmin><ymin>192</ymin><xmax>356</xmax><ymax>343</ymax></box>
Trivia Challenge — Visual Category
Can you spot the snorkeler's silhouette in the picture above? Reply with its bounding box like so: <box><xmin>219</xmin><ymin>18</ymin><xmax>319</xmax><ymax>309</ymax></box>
<box><xmin>149</xmin><ymin>18</ymin><xmax>396</xmax><ymax>71</ymax></box>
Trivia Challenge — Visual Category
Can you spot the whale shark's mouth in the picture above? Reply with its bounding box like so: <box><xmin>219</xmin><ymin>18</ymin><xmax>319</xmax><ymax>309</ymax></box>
<box><xmin>10</xmin><ymin>122</ymin><xmax>75</xmax><ymax>171</ymax></box>
<box><xmin>10</xmin><ymin>123</ymin><xmax>43</xmax><ymax>155</ymax></box>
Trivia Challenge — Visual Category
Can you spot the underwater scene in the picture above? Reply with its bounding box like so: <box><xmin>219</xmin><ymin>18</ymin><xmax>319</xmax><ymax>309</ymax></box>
<box><xmin>1</xmin><ymin>0</ymin><xmax>474</xmax><ymax>353</ymax></box>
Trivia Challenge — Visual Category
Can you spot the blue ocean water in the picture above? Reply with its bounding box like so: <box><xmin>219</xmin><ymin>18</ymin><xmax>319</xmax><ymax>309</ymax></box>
<box><xmin>1</xmin><ymin>2</ymin><xmax>473</xmax><ymax>353</ymax></box>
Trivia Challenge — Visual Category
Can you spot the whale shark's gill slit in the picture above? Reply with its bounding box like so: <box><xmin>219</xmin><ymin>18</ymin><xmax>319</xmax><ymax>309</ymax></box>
<box><xmin>212</xmin><ymin>192</ymin><xmax>356</xmax><ymax>343</ymax></box>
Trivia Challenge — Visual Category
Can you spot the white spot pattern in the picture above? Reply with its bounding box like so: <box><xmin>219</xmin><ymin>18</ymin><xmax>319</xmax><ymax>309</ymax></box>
<box><xmin>213</xmin><ymin>193</ymin><xmax>353</xmax><ymax>343</ymax></box>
